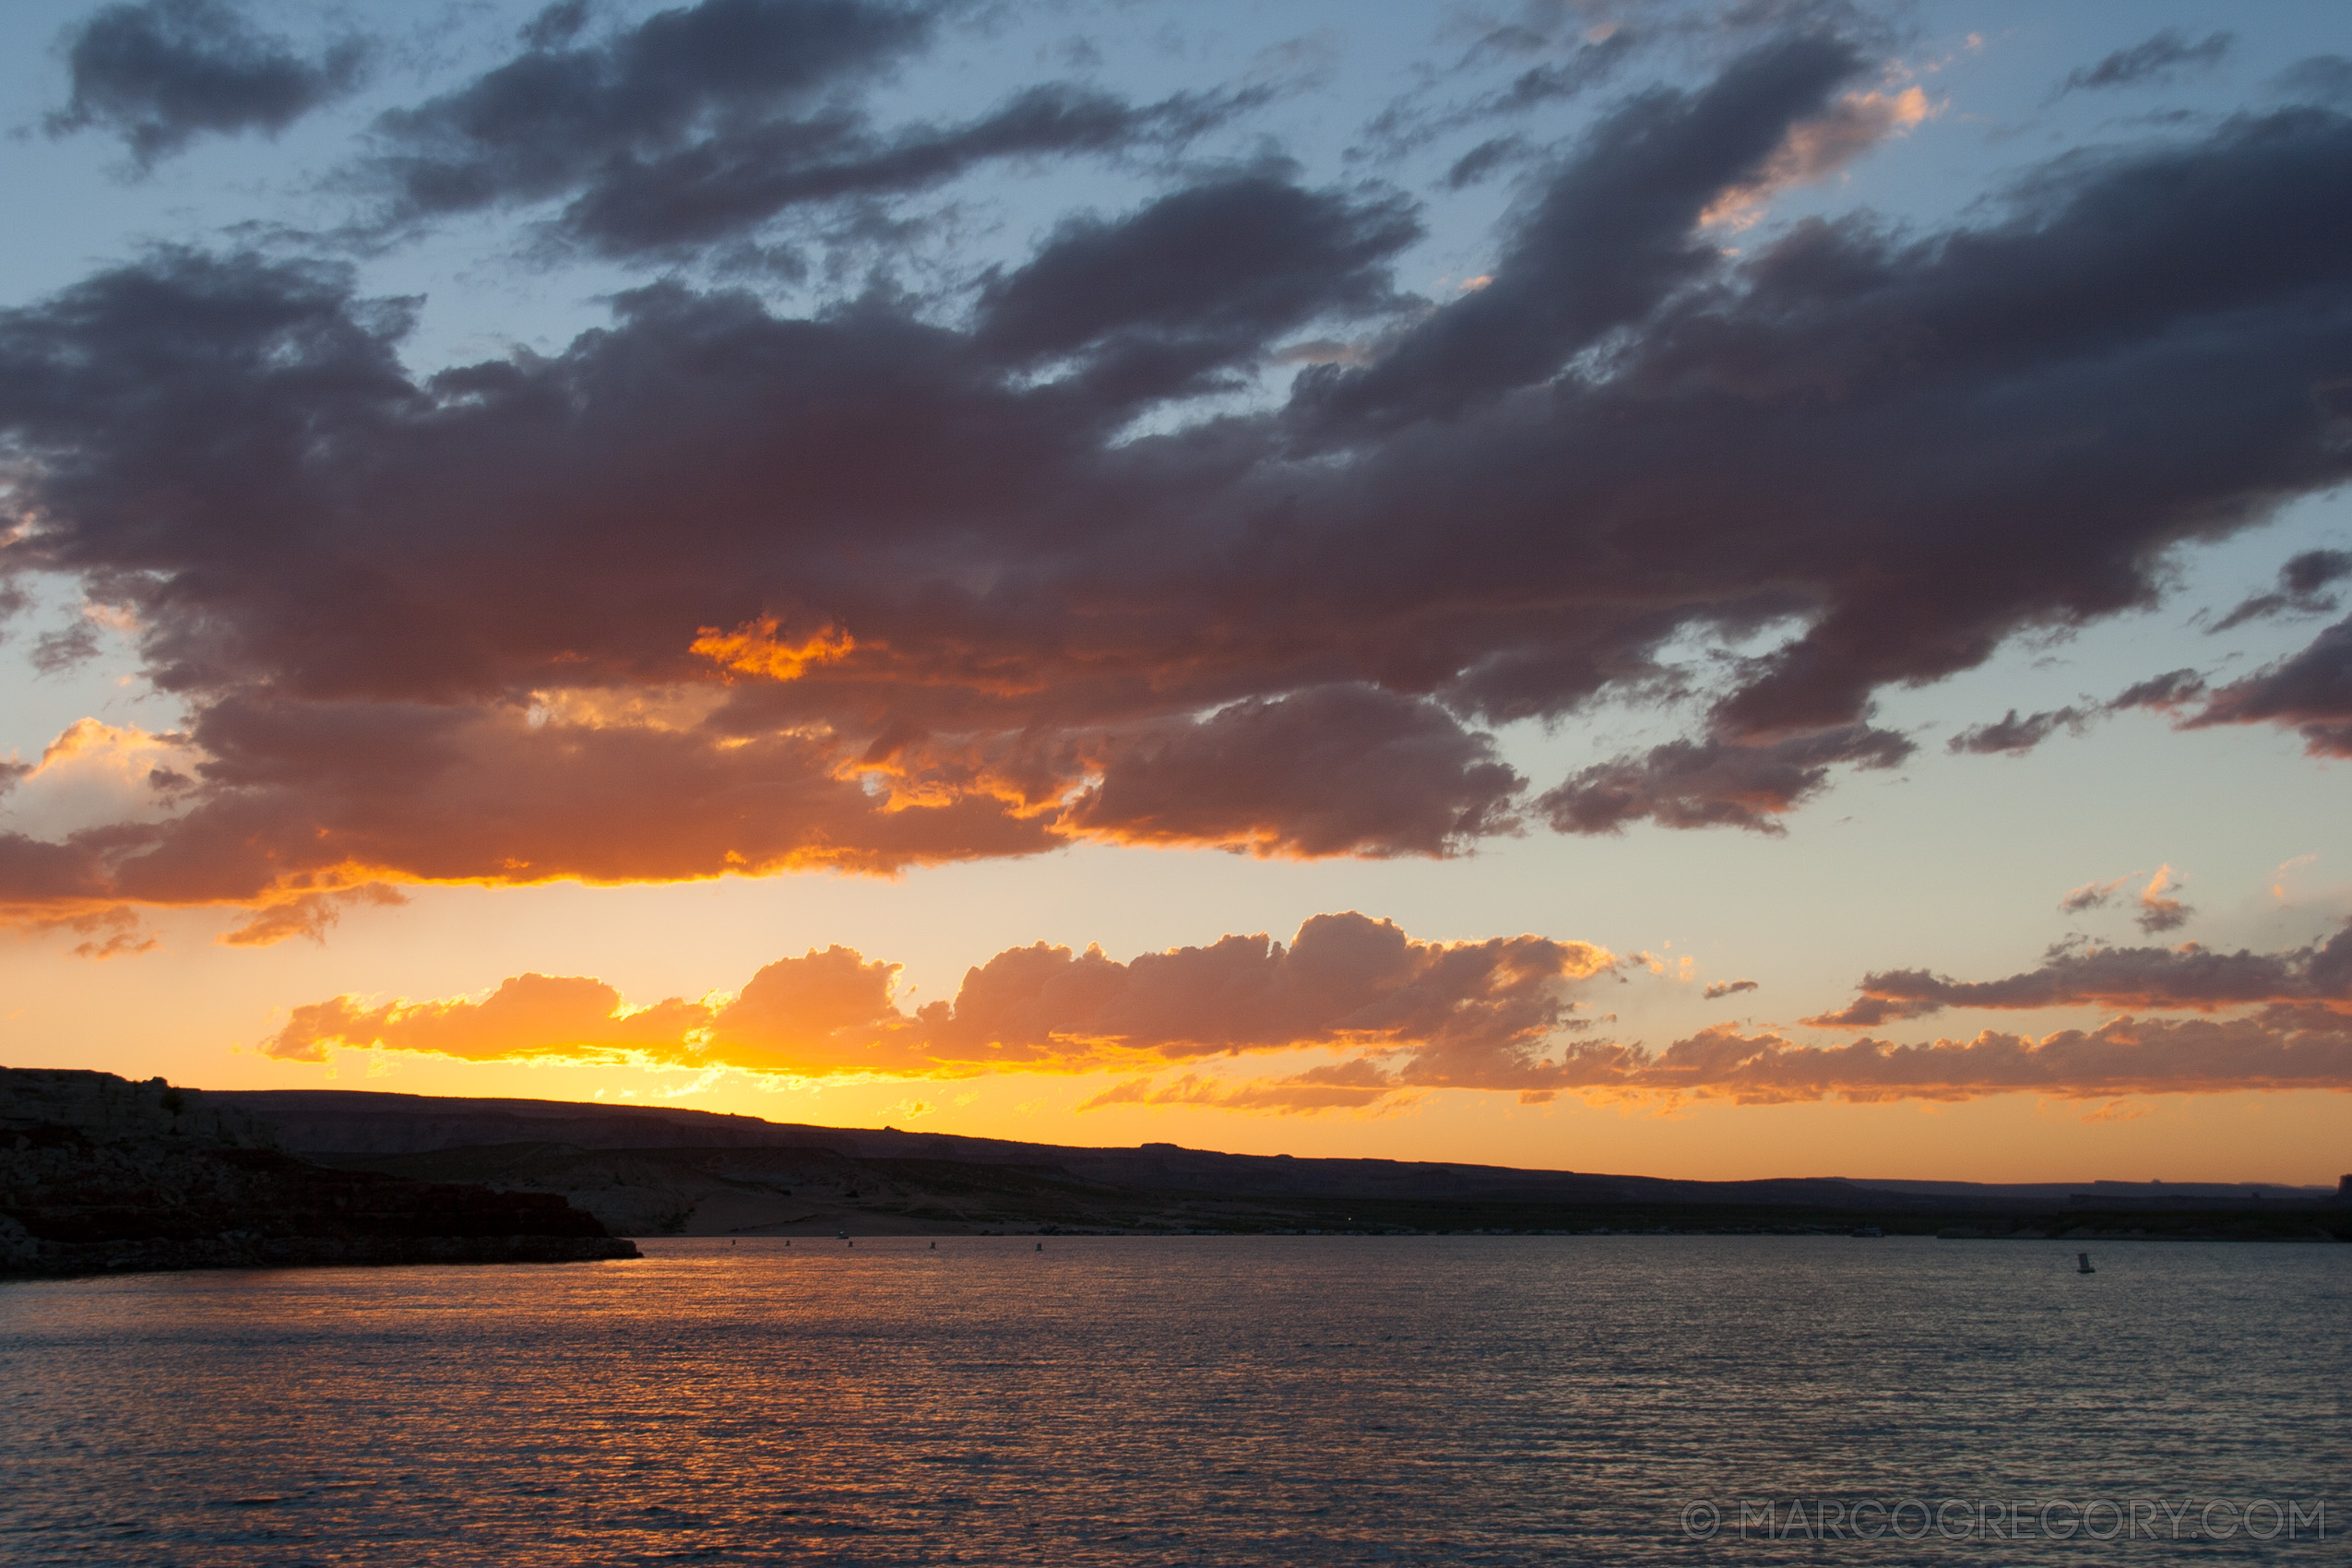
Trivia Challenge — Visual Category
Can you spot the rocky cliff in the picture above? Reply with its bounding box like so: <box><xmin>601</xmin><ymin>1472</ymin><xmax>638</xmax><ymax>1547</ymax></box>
<box><xmin>1</xmin><ymin>1068</ymin><xmax>637</xmax><ymax>1277</ymax></box>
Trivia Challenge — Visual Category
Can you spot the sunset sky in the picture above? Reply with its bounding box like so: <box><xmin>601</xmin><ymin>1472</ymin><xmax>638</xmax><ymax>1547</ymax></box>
<box><xmin>3</xmin><ymin>0</ymin><xmax>2348</xmax><ymax>1183</ymax></box>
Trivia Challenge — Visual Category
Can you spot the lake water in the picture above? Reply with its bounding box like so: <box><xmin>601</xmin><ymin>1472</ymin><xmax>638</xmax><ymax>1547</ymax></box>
<box><xmin>2</xmin><ymin>1236</ymin><xmax>2345</xmax><ymax>1564</ymax></box>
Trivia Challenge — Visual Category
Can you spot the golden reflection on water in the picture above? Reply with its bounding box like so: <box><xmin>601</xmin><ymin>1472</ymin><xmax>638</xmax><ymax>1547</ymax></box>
<box><xmin>1</xmin><ymin>1237</ymin><xmax>2345</xmax><ymax>1564</ymax></box>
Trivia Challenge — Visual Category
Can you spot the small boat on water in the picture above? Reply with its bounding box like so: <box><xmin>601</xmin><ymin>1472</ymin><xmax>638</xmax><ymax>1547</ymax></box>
<box><xmin>2077</xmin><ymin>1252</ymin><xmax>2096</xmax><ymax>1274</ymax></box>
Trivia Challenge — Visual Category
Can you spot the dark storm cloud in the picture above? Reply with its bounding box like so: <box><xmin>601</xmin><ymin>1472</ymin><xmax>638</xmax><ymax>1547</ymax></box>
<box><xmin>2211</xmin><ymin>548</ymin><xmax>2352</xmax><ymax>631</ymax></box>
<box><xmin>972</xmin><ymin>178</ymin><xmax>1420</xmax><ymax>398</ymax></box>
<box><xmin>362</xmin><ymin>0</ymin><xmax>1249</xmax><ymax>256</ymax></box>
<box><xmin>1301</xmin><ymin>33</ymin><xmax>1865</xmax><ymax>432</ymax></box>
<box><xmin>45</xmin><ymin>0</ymin><xmax>367</xmax><ymax>166</ymax></box>
<box><xmin>1063</xmin><ymin>685</ymin><xmax>1525</xmax><ymax>859</ymax></box>
<box><xmin>2058</xmin><ymin>30</ymin><xmax>2232</xmax><ymax>98</ymax></box>
<box><xmin>370</xmin><ymin>0</ymin><xmax>933</xmax><ymax>214</ymax></box>
<box><xmin>552</xmin><ymin>83</ymin><xmax>1258</xmax><ymax>259</ymax></box>
<box><xmin>1669</xmin><ymin>107</ymin><xmax>2352</xmax><ymax>743</ymax></box>
<box><xmin>1805</xmin><ymin>923</ymin><xmax>2352</xmax><ymax>1028</ymax></box>
<box><xmin>2276</xmin><ymin>56</ymin><xmax>2352</xmax><ymax>107</ymax></box>
<box><xmin>6</xmin><ymin>38</ymin><xmax>2352</xmax><ymax>919</ymax></box>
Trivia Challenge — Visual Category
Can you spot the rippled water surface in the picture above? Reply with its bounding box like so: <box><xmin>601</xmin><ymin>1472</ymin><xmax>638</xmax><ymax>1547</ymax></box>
<box><xmin>3</xmin><ymin>1237</ymin><xmax>2346</xmax><ymax>1563</ymax></box>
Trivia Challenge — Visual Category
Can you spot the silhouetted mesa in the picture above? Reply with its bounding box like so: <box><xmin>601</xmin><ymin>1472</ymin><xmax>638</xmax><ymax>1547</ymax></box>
<box><xmin>205</xmin><ymin>1087</ymin><xmax>2351</xmax><ymax>1242</ymax></box>
<box><xmin>2</xmin><ymin>1069</ymin><xmax>636</xmax><ymax>1278</ymax></box>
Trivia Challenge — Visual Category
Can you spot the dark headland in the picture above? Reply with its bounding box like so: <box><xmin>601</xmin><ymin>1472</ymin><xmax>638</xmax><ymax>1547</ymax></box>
<box><xmin>1</xmin><ymin>1069</ymin><xmax>636</xmax><ymax>1279</ymax></box>
<box><xmin>6</xmin><ymin>1071</ymin><xmax>2343</xmax><ymax>1279</ymax></box>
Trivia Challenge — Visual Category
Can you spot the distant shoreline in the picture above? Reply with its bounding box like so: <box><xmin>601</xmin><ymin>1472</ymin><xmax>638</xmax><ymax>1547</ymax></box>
<box><xmin>9</xmin><ymin>1071</ymin><xmax>2343</xmax><ymax>1281</ymax></box>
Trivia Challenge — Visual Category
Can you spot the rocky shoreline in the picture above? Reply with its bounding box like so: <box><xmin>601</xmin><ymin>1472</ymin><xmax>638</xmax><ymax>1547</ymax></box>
<box><xmin>3</xmin><ymin>1069</ymin><xmax>636</xmax><ymax>1280</ymax></box>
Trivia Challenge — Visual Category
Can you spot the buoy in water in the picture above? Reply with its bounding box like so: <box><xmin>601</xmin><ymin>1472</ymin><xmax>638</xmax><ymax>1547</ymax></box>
<box><xmin>2077</xmin><ymin>1252</ymin><xmax>2096</xmax><ymax>1274</ymax></box>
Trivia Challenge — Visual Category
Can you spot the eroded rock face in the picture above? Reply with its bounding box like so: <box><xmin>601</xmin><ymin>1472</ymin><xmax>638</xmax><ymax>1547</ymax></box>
<box><xmin>1</xmin><ymin>1068</ymin><xmax>272</xmax><ymax>1149</ymax></box>
<box><xmin>1</xmin><ymin>1068</ymin><xmax>636</xmax><ymax>1278</ymax></box>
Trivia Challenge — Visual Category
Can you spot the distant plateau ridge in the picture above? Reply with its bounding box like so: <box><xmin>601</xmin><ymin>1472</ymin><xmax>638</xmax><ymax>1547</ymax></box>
<box><xmin>6</xmin><ymin>1072</ymin><xmax>2345</xmax><ymax>1278</ymax></box>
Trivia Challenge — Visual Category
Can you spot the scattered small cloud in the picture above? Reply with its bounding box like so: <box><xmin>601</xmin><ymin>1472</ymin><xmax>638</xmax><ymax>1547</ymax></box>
<box><xmin>2134</xmin><ymin>864</ymin><xmax>2192</xmax><ymax>934</ymax></box>
<box><xmin>2111</xmin><ymin>669</ymin><xmax>2207</xmax><ymax>712</ymax></box>
<box><xmin>2056</xmin><ymin>30</ymin><xmax>2231</xmax><ymax>98</ymax></box>
<box><xmin>44</xmin><ymin>0</ymin><xmax>369</xmax><ymax>168</ymax></box>
<box><xmin>2210</xmin><ymin>549</ymin><xmax>2352</xmax><ymax>633</ymax></box>
<box><xmin>43</xmin><ymin>905</ymin><xmax>160</xmax><ymax>959</ymax></box>
<box><xmin>1947</xmin><ymin>707</ymin><xmax>2088</xmax><ymax>755</ymax></box>
<box><xmin>1947</xmin><ymin>668</ymin><xmax>2214</xmax><ymax>760</ymax></box>
<box><xmin>2271</xmin><ymin>854</ymin><xmax>2318</xmax><ymax>901</ymax></box>
<box><xmin>2060</xmin><ymin>876</ymin><xmax>2129</xmax><ymax>914</ymax></box>
<box><xmin>220</xmin><ymin>885</ymin><xmax>409</xmax><ymax>947</ymax></box>
<box><xmin>1806</xmin><ymin>918</ymin><xmax>2350</xmax><ymax>1030</ymax></box>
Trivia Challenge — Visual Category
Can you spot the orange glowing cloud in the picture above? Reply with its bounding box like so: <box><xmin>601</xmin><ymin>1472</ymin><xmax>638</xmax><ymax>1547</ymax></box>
<box><xmin>689</xmin><ymin>618</ymin><xmax>855</xmax><ymax>681</ymax></box>
<box><xmin>272</xmin><ymin>973</ymin><xmax>716</xmax><ymax>1064</ymax></box>
<box><xmin>0</xmin><ymin>701</ymin><xmax>1063</xmax><ymax>935</ymax></box>
<box><xmin>264</xmin><ymin>914</ymin><xmax>1616</xmax><ymax>1090</ymax></box>
<box><xmin>0</xmin><ymin>682</ymin><xmax>1522</xmax><ymax>938</ymax></box>
<box><xmin>258</xmin><ymin>911</ymin><xmax>2352</xmax><ymax>1113</ymax></box>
